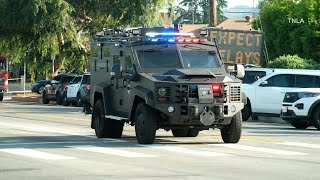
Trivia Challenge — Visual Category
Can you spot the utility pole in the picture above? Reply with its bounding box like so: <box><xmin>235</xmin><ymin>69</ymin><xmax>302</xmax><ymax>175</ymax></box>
<box><xmin>209</xmin><ymin>0</ymin><xmax>217</xmax><ymax>27</ymax></box>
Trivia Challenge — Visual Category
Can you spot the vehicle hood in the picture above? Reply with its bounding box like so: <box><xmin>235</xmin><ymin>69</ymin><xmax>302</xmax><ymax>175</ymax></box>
<box><xmin>140</xmin><ymin>69</ymin><xmax>241</xmax><ymax>84</ymax></box>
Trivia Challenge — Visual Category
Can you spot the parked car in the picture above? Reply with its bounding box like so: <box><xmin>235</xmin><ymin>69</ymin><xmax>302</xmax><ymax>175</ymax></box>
<box><xmin>42</xmin><ymin>74</ymin><xmax>77</xmax><ymax>105</ymax></box>
<box><xmin>281</xmin><ymin>88</ymin><xmax>320</xmax><ymax>130</ymax></box>
<box><xmin>62</xmin><ymin>73</ymin><xmax>90</xmax><ymax>107</ymax></box>
<box><xmin>31</xmin><ymin>80</ymin><xmax>48</xmax><ymax>94</ymax></box>
<box><xmin>241</xmin><ymin>69</ymin><xmax>320</xmax><ymax>121</ymax></box>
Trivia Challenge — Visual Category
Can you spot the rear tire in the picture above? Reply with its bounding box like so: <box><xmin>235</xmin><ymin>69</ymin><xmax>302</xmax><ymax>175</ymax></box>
<box><xmin>241</xmin><ymin>104</ymin><xmax>251</xmax><ymax>121</ymax></box>
<box><xmin>311</xmin><ymin>106</ymin><xmax>320</xmax><ymax>130</ymax></box>
<box><xmin>42</xmin><ymin>92</ymin><xmax>49</xmax><ymax>104</ymax></box>
<box><xmin>93</xmin><ymin>99</ymin><xmax>123</xmax><ymax>138</ymax></box>
<box><xmin>221</xmin><ymin>112</ymin><xmax>242</xmax><ymax>143</ymax></box>
<box><xmin>0</xmin><ymin>93</ymin><xmax>3</xmax><ymax>101</ymax></box>
<box><xmin>134</xmin><ymin>102</ymin><xmax>157</xmax><ymax>144</ymax></box>
<box><xmin>56</xmin><ymin>93</ymin><xmax>63</xmax><ymax>105</ymax></box>
<box><xmin>290</xmin><ymin>121</ymin><xmax>309</xmax><ymax>129</ymax></box>
<box><xmin>172</xmin><ymin>129</ymin><xmax>199</xmax><ymax>137</ymax></box>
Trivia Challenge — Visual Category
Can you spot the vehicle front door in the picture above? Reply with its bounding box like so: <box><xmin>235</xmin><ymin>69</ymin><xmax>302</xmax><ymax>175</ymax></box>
<box><xmin>67</xmin><ymin>76</ymin><xmax>82</xmax><ymax>98</ymax></box>
<box><xmin>255</xmin><ymin>74</ymin><xmax>295</xmax><ymax>114</ymax></box>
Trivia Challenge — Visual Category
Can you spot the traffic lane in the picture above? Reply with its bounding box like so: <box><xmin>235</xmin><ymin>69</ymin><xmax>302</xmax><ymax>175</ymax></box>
<box><xmin>1</xmin><ymin>101</ymin><xmax>319</xmax><ymax>144</ymax></box>
<box><xmin>1</xmin><ymin>111</ymin><xmax>320</xmax><ymax>180</ymax></box>
<box><xmin>0</xmin><ymin>116</ymin><xmax>319</xmax><ymax>180</ymax></box>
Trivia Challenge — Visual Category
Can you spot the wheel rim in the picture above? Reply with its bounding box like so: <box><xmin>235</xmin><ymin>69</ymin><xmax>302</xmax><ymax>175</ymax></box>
<box><xmin>317</xmin><ymin>112</ymin><xmax>320</xmax><ymax>123</ymax></box>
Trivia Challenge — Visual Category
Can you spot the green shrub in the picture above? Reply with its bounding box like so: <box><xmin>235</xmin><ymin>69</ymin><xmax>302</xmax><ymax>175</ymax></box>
<box><xmin>267</xmin><ymin>55</ymin><xmax>320</xmax><ymax>70</ymax></box>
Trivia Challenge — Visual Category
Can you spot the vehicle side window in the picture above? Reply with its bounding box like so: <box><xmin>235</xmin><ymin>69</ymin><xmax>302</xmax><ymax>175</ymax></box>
<box><xmin>295</xmin><ymin>75</ymin><xmax>315</xmax><ymax>88</ymax></box>
<box><xmin>315</xmin><ymin>76</ymin><xmax>320</xmax><ymax>88</ymax></box>
<box><xmin>266</xmin><ymin>74</ymin><xmax>295</xmax><ymax>87</ymax></box>
<box><xmin>82</xmin><ymin>76</ymin><xmax>90</xmax><ymax>84</ymax></box>
<box><xmin>62</xmin><ymin>76</ymin><xmax>76</xmax><ymax>83</ymax></box>
<box><xmin>72</xmin><ymin>77</ymin><xmax>82</xmax><ymax>84</ymax></box>
<box><xmin>244</xmin><ymin>71</ymin><xmax>267</xmax><ymax>84</ymax></box>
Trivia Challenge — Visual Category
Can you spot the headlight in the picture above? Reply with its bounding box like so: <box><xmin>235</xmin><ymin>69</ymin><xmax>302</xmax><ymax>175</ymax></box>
<box><xmin>158</xmin><ymin>87</ymin><xmax>166</xmax><ymax>97</ymax></box>
<box><xmin>298</xmin><ymin>92</ymin><xmax>320</xmax><ymax>98</ymax></box>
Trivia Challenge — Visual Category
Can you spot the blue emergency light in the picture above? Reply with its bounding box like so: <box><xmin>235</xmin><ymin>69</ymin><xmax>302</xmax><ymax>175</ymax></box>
<box><xmin>144</xmin><ymin>32</ymin><xmax>207</xmax><ymax>43</ymax></box>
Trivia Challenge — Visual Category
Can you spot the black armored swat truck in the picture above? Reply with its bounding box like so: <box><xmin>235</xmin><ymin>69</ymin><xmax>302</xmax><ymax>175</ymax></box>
<box><xmin>88</xmin><ymin>27</ymin><xmax>246</xmax><ymax>144</ymax></box>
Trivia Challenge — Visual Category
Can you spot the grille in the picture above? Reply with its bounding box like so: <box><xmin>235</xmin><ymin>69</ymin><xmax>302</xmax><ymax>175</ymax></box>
<box><xmin>174</xmin><ymin>85</ymin><xmax>198</xmax><ymax>103</ymax></box>
<box><xmin>283</xmin><ymin>93</ymin><xmax>299</xmax><ymax>103</ymax></box>
<box><xmin>230</xmin><ymin>86</ymin><xmax>241</xmax><ymax>102</ymax></box>
<box><xmin>156</xmin><ymin>87</ymin><xmax>171</xmax><ymax>103</ymax></box>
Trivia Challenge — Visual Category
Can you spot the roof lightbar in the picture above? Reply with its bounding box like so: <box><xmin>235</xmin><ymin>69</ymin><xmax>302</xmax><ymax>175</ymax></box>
<box><xmin>146</xmin><ymin>32</ymin><xmax>195</xmax><ymax>37</ymax></box>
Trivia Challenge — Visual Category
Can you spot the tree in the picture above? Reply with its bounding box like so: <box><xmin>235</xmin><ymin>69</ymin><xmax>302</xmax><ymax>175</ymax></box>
<box><xmin>175</xmin><ymin>0</ymin><xmax>227</xmax><ymax>24</ymax></box>
<box><xmin>253</xmin><ymin>0</ymin><xmax>320</xmax><ymax>63</ymax></box>
<box><xmin>267</xmin><ymin>54</ymin><xmax>320</xmax><ymax>69</ymax></box>
<box><xmin>0</xmin><ymin>0</ymin><xmax>173</xmax><ymax>80</ymax></box>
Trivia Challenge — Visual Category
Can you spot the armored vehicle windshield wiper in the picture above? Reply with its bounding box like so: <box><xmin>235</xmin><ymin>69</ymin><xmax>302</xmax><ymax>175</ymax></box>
<box><xmin>143</xmin><ymin>45</ymin><xmax>169</xmax><ymax>52</ymax></box>
<box><xmin>182</xmin><ymin>45</ymin><xmax>204</xmax><ymax>50</ymax></box>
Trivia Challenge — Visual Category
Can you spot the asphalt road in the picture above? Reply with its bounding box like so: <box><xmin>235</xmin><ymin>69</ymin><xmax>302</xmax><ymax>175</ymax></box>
<box><xmin>0</xmin><ymin>101</ymin><xmax>319</xmax><ymax>180</ymax></box>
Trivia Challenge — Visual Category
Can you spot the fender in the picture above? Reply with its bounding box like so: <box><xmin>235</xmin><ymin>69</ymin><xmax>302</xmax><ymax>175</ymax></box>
<box><xmin>127</xmin><ymin>85</ymin><xmax>154</xmax><ymax>120</ymax></box>
<box><xmin>307</xmin><ymin>99</ymin><xmax>320</xmax><ymax>117</ymax></box>
<box><xmin>92</xmin><ymin>82</ymin><xmax>113</xmax><ymax>116</ymax></box>
<box><xmin>241</xmin><ymin>92</ymin><xmax>247</xmax><ymax>105</ymax></box>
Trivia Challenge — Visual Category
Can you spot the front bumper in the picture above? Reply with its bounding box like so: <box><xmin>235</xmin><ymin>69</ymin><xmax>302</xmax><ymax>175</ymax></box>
<box><xmin>155</xmin><ymin>102</ymin><xmax>243</xmax><ymax>126</ymax></box>
<box><xmin>280</xmin><ymin>109</ymin><xmax>309</xmax><ymax>122</ymax></box>
<box><xmin>280</xmin><ymin>98</ymin><xmax>316</xmax><ymax>121</ymax></box>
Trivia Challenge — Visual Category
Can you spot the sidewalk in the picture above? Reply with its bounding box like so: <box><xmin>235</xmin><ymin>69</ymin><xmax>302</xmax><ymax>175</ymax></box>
<box><xmin>3</xmin><ymin>91</ymin><xmax>42</xmax><ymax>103</ymax></box>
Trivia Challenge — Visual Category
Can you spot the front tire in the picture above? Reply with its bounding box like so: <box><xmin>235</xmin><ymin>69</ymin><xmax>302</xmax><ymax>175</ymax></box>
<box><xmin>76</xmin><ymin>93</ymin><xmax>82</xmax><ymax>107</ymax></box>
<box><xmin>221</xmin><ymin>112</ymin><xmax>242</xmax><ymax>143</ymax></box>
<box><xmin>93</xmin><ymin>99</ymin><xmax>123</xmax><ymax>138</ymax></box>
<box><xmin>0</xmin><ymin>93</ymin><xmax>3</xmax><ymax>101</ymax></box>
<box><xmin>241</xmin><ymin>104</ymin><xmax>251</xmax><ymax>121</ymax></box>
<box><xmin>290</xmin><ymin>121</ymin><xmax>309</xmax><ymax>129</ymax></box>
<box><xmin>42</xmin><ymin>92</ymin><xmax>49</xmax><ymax>104</ymax></box>
<box><xmin>62</xmin><ymin>92</ymin><xmax>70</xmax><ymax>106</ymax></box>
<box><xmin>311</xmin><ymin>106</ymin><xmax>320</xmax><ymax>130</ymax></box>
<box><xmin>134</xmin><ymin>102</ymin><xmax>157</xmax><ymax>144</ymax></box>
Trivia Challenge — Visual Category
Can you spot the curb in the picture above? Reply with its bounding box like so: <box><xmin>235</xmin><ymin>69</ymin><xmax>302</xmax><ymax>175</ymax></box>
<box><xmin>10</xmin><ymin>96</ymin><xmax>42</xmax><ymax>103</ymax></box>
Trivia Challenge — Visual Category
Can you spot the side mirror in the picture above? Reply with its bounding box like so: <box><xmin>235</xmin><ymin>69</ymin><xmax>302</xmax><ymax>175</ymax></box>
<box><xmin>260</xmin><ymin>81</ymin><xmax>268</xmax><ymax>87</ymax></box>
<box><xmin>111</xmin><ymin>64</ymin><xmax>122</xmax><ymax>78</ymax></box>
<box><xmin>236</xmin><ymin>64</ymin><xmax>245</xmax><ymax>78</ymax></box>
<box><xmin>122</xmin><ymin>65</ymin><xmax>139</xmax><ymax>82</ymax></box>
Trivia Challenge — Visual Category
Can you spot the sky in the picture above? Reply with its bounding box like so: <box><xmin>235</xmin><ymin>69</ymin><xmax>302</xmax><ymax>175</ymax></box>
<box><xmin>227</xmin><ymin>0</ymin><xmax>260</xmax><ymax>8</ymax></box>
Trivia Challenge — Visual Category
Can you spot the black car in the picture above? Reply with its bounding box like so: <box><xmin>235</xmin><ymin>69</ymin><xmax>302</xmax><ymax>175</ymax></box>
<box><xmin>31</xmin><ymin>80</ymin><xmax>49</xmax><ymax>94</ymax></box>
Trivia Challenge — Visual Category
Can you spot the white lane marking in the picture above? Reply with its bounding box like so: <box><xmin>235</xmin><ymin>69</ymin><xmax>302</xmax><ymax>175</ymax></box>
<box><xmin>278</xmin><ymin>142</ymin><xmax>320</xmax><ymax>149</ymax></box>
<box><xmin>211</xmin><ymin>144</ymin><xmax>308</xmax><ymax>155</ymax></box>
<box><xmin>143</xmin><ymin>145</ymin><xmax>233</xmax><ymax>157</ymax></box>
<box><xmin>0</xmin><ymin>121</ymin><xmax>127</xmax><ymax>143</ymax></box>
<box><xmin>67</xmin><ymin>145</ymin><xmax>156</xmax><ymax>158</ymax></box>
<box><xmin>0</xmin><ymin>148</ymin><xmax>76</xmax><ymax>160</ymax></box>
